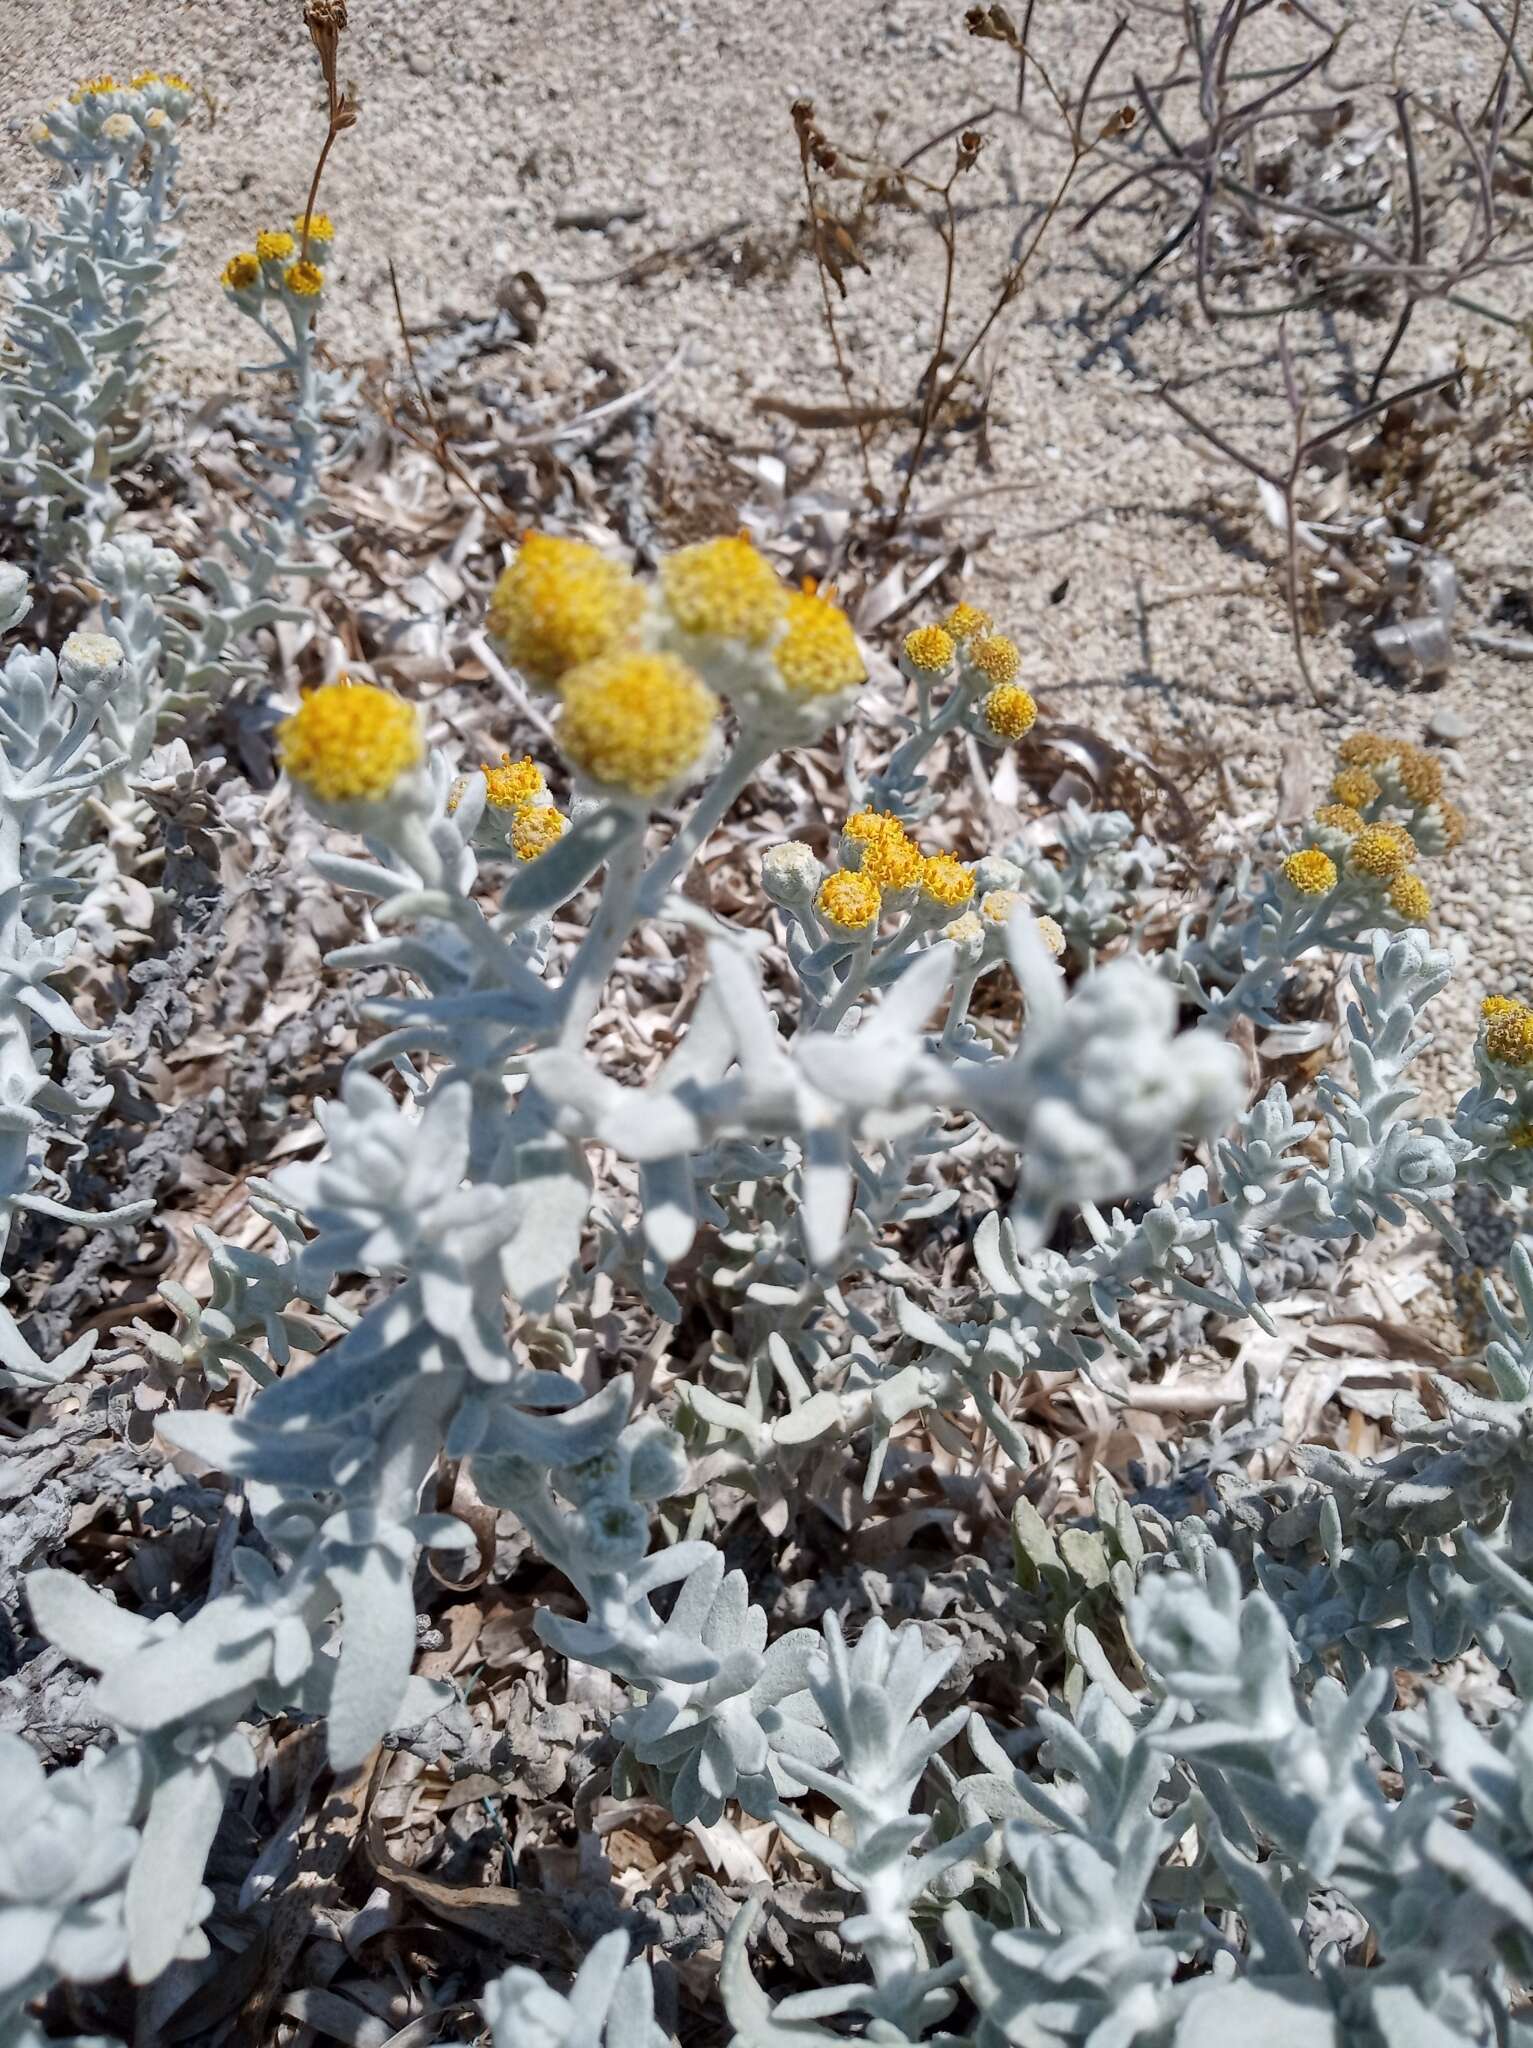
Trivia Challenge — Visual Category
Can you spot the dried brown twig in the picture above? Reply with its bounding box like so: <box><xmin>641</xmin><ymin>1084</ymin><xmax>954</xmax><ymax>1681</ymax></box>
<box><xmin>299</xmin><ymin>0</ymin><xmax>359</xmax><ymax>256</ymax></box>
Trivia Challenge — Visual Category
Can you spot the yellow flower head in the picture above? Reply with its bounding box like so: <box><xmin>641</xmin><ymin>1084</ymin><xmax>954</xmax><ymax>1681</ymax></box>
<box><xmin>294</xmin><ymin>211</ymin><xmax>336</xmax><ymax>246</ymax></box>
<box><xmin>1036</xmin><ymin>915</ymin><xmax>1066</xmax><ymax>959</ymax></box>
<box><xmin>842</xmin><ymin>809</ymin><xmax>907</xmax><ymax>858</ymax></box>
<box><xmin>131</xmin><ymin>70</ymin><xmax>162</xmax><ymax>88</ymax></box>
<box><xmin>284</xmin><ymin>260</ymin><xmax>325</xmax><ymax>297</ymax></box>
<box><xmin>144</xmin><ymin>107</ymin><xmax>169</xmax><ymax>131</ymax></box>
<box><xmin>257</xmin><ymin>229</ymin><xmax>297</xmax><ymax>264</ymax></box>
<box><xmin>979</xmin><ymin>887</ymin><xmax>1022</xmax><ymax>927</ymax></box>
<box><xmin>1313</xmin><ymin>803</ymin><xmax>1364</xmax><ymax>838</ymax></box>
<box><xmin>488</xmin><ymin>533</ymin><xmax>644</xmax><ymax>688</ymax></box>
<box><xmin>1387</xmin><ymin>871</ymin><xmax>1432</xmax><ymax>922</ymax></box>
<box><xmin>773</xmin><ymin>585</ymin><xmax>864</xmax><ymax>700</ymax></box>
<box><xmin>660</xmin><ymin>534</ymin><xmax>785</xmax><ymax>646</ymax></box>
<box><xmin>1394</xmin><ymin>745</ymin><xmax>1442</xmax><ymax>806</ymax></box>
<box><xmin>100</xmin><ymin>112</ymin><xmax>139</xmax><ymax>143</ymax></box>
<box><xmin>1337</xmin><ymin>732</ymin><xmax>1397</xmax><ymax>770</ymax></box>
<box><xmin>981</xmin><ymin>684</ymin><xmax>1038</xmax><ymax>743</ymax></box>
<box><xmin>221</xmin><ymin>251</ymin><xmax>261</xmax><ymax>292</ymax></box>
<box><xmin>970</xmin><ymin>634</ymin><xmax>1021</xmax><ymax>687</ymax></box>
<box><xmin>278</xmin><ymin>679</ymin><xmax>423</xmax><ymax>806</ymax></box>
<box><xmin>1350</xmin><ymin>823</ymin><xmax>1415</xmax><ymax>882</ymax></box>
<box><xmin>160</xmin><ymin>71</ymin><xmax>192</xmax><ymax>91</ymax></box>
<box><xmin>1485</xmin><ymin>1004</ymin><xmax>1533</xmax><ymax>1068</ymax></box>
<box><xmin>1331</xmin><ymin>766</ymin><xmax>1380</xmax><ymax>810</ymax></box>
<box><xmin>817</xmin><ymin>869</ymin><xmax>881</xmax><ymax>934</ymax></box>
<box><xmin>70</xmin><ymin>76</ymin><xmax>120</xmax><ymax>102</ymax></box>
<box><xmin>1281</xmin><ymin>847</ymin><xmax>1338</xmax><ymax>897</ymax></box>
<box><xmin>481</xmin><ymin>752</ymin><xmax>545</xmax><ymax>810</ymax></box>
<box><xmin>557</xmin><ymin>650</ymin><xmax>718</xmax><ymax>799</ymax></box>
<box><xmin>1483</xmin><ymin>995</ymin><xmax>1525</xmax><ymax>1020</ymax></box>
<box><xmin>859</xmin><ymin>829</ymin><xmax>922</xmax><ymax>892</ymax></box>
<box><xmin>510</xmin><ymin>805</ymin><xmax>568</xmax><ymax>861</ymax></box>
<box><xmin>919</xmin><ymin>852</ymin><xmax>974</xmax><ymax>910</ymax></box>
<box><xmin>902</xmin><ymin>624</ymin><xmax>955</xmax><ymax>676</ymax></box>
<box><xmin>945</xmin><ymin>602</ymin><xmax>992</xmax><ymax>642</ymax></box>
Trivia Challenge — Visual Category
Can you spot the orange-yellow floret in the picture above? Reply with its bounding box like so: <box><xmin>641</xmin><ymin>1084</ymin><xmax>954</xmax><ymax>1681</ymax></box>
<box><xmin>902</xmin><ymin>624</ymin><xmax>955</xmax><ymax>675</ymax></box>
<box><xmin>1314</xmin><ymin>803</ymin><xmax>1364</xmax><ymax>837</ymax></box>
<box><xmin>1433</xmin><ymin>798</ymin><xmax>1467</xmax><ymax>849</ymax></box>
<box><xmin>277</xmin><ymin>679</ymin><xmax>423</xmax><ymax>805</ymax></box>
<box><xmin>816</xmin><ymin>870</ymin><xmax>881</xmax><ymax>934</ymax></box>
<box><xmin>1036</xmin><ymin>915</ymin><xmax>1066</xmax><ymax>958</ymax></box>
<box><xmin>842</xmin><ymin>809</ymin><xmax>907</xmax><ymax>853</ymax></box>
<box><xmin>294</xmin><ymin>212</ymin><xmax>335</xmax><ymax>246</ymax></box>
<box><xmin>510</xmin><ymin>805</ymin><xmax>568</xmax><ymax>861</ymax></box>
<box><xmin>1482</xmin><ymin>995</ymin><xmax>1525</xmax><ymax>1020</ymax></box>
<box><xmin>1331</xmin><ymin>767</ymin><xmax>1380</xmax><ymax>810</ymax></box>
<box><xmin>1281</xmin><ymin>847</ymin><xmax>1338</xmax><ymax>896</ymax></box>
<box><xmin>257</xmin><ymin>229</ymin><xmax>297</xmax><ymax>263</ymax></box>
<box><xmin>488</xmin><ymin>534</ymin><xmax>644</xmax><ymax>687</ymax></box>
<box><xmin>1350</xmin><ymin>823</ymin><xmax>1415</xmax><ymax>881</ymax></box>
<box><xmin>131</xmin><ymin>71</ymin><xmax>161</xmax><ymax>88</ymax></box>
<box><xmin>919</xmin><ymin>852</ymin><xmax>973</xmax><ymax>910</ymax></box>
<box><xmin>481</xmin><ymin>753</ymin><xmax>545</xmax><ymax>810</ymax></box>
<box><xmin>858</xmin><ymin>830</ymin><xmax>922</xmax><ymax>892</ymax></box>
<box><xmin>556</xmin><ymin>651</ymin><xmax>717</xmax><ymax>799</ymax></box>
<box><xmin>1394</xmin><ymin>745</ymin><xmax>1443</xmax><ymax>805</ymax></box>
<box><xmin>1485</xmin><ymin>1005</ymin><xmax>1533</xmax><ymax>1068</ymax></box>
<box><xmin>70</xmin><ymin>76</ymin><xmax>121</xmax><ymax>102</ymax></box>
<box><xmin>221</xmin><ymin>251</ymin><xmax>261</xmax><ymax>292</ymax></box>
<box><xmin>773</xmin><ymin>586</ymin><xmax>865</xmax><ymax>700</ymax></box>
<box><xmin>982</xmin><ymin>684</ymin><xmax>1038</xmax><ymax>743</ymax></box>
<box><xmin>945</xmin><ymin>602</ymin><xmax>992</xmax><ymax>642</ymax></box>
<box><xmin>969</xmin><ymin>634</ymin><xmax>1021</xmax><ymax>686</ymax></box>
<box><xmin>979</xmin><ymin>887</ymin><xmax>1022</xmax><ymax>926</ymax></box>
<box><xmin>1337</xmin><ymin>732</ymin><xmax>1397</xmax><ymax>769</ymax></box>
<box><xmin>1387</xmin><ymin>872</ymin><xmax>1432</xmax><ymax>922</ymax></box>
<box><xmin>660</xmin><ymin>534</ymin><xmax>785</xmax><ymax>646</ymax></box>
<box><xmin>284</xmin><ymin>260</ymin><xmax>325</xmax><ymax>297</ymax></box>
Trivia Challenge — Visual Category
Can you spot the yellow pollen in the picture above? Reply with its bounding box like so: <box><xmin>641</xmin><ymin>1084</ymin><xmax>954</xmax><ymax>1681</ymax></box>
<box><xmin>284</xmin><ymin>260</ymin><xmax>325</xmax><ymax>297</ymax></box>
<box><xmin>1349</xmin><ymin>824</ymin><xmax>1414</xmax><ymax>882</ymax></box>
<box><xmin>480</xmin><ymin>753</ymin><xmax>545</xmax><ymax>810</ymax></box>
<box><xmin>257</xmin><ymin>230</ymin><xmax>297</xmax><ymax>263</ymax></box>
<box><xmin>220</xmin><ymin>251</ymin><xmax>261</xmax><ymax>290</ymax></box>
<box><xmin>919</xmin><ymin>852</ymin><xmax>974</xmax><ymax>910</ymax></box>
<box><xmin>902</xmin><ymin>624</ymin><xmax>955</xmax><ymax>675</ymax></box>
<box><xmin>817</xmin><ymin>870</ymin><xmax>881</xmax><ymax>934</ymax></box>
<box><xmin>660</xmin><ymin>534</ymin><xmax>785</xmax><ymax>646</ymax></box>
<box><xmin>979</xmin><ymin>887</ymin><xmax>1021</xmax><ymax>927</ymax></box>
<box><xmin>858</xmin><ymin>830</ymin><xmax>922</xmax><ymax>892</ymax></box>
<box><xmin>556</xmin><ymin>650</ymin><xmax>718</xmax><ymax>799</ymax></box>
<box><xmin>1281</xmin><ymin>847</ymin><xmax>1338</xmax><ymax>896</ymax></box>
<box><xmin>843</xmin><ymin>808</ymin><xmax>907</xmax><ymax>849</ymax></box>
<box><xmin>944</xmin><ymin>602</ymin><xmax>992</xmax><ymax>642</ymax></box>
<box><xmin>277</xmin><ymin>680</ymin><xmax>423</xmax><ymax>805</ymax></box>
<box><xmin>131</xmin><ymin>71</ymin><xmax>161</xmax><ymax>87</ymax></box>
<box><xmin>1331</xmin><ymin>767</ymin><xmax>1380</xmax><ymax>810</ymax></box>
<box><xmin>1485</xmin><ymin>1007</ymin><xmax>1533</xmax><ymax>1068</ymax></box>
<box><xmin>294</xmin><ymin>212</ymin><xmax>336</xmax><ymax>245</ymax></box>
<box><xmin>1482</xmin><ymin>995</ymin><xmax>1525</xmax><ymax>1020</ymax></box>
<box><xmin>982</xmin><ymin>684</ymin><xmax>1037</xmax><ymax>743</ymax></box>
<box><xmin>510</xmin><ymin>806</ymin><xmax>568</xmax><ymax>861</ymax></box>
<box><xmin>970</xmin><ymin>634</ymin><xmax>1021</xmax><ymax>686</ymax></box>
<box><xmin>1336</xmin><ymin>732</ymin><xmax>1398</xmax><ymax>769</ymax></box>
<box><xmin>488</xmin><ymin>533</ymin><xmax>644</xmax><ymax>688</ymax></box>
<box><xmin>70</xmin><ymin>76</ymin><xmax>121</xmax><ymax>102</ymax></box>
<box><xmin>1387</xmin><ymin>871</ymin><xmax>1432</xmax><ymax>922</ymax></box>
<box><xmin>773</xmin><ymin>587</ymin><xmax>865</xmax><ymax>700</ymax></box>
<box><xmin>1313</xmin><ymin>803</ymin><xmax>1364</xmax><ymax>837</ymax></box>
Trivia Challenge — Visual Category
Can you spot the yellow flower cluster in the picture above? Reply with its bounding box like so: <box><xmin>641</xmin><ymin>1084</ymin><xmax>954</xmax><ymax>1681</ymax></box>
<box><xmin>902</xmin><ymin>625</ymin><xmax>955</xmax><ymax>676</ymax></box>
<box><xmin>482</xmin><ymin>753</ymin><xmax>545</xmax><ymax>810</ymax></box>
<box><xmin>900</xmin><ymin>600</ymin><xmax>1035</xmax><ymax>750</ymax></box>
<box><xmin>222</xmin><ymin>220</ymin><xmax>332</xmax><ymax>304</ymax></box>
<box><xmin>510</xmin><ymin>804</ymin><xmax>568</xmax><ymax>862</ymax></box>
<box><xmin>945</xmin><ymin>603</ymin><xmax>991</xmax><ymax>641</ymax></box>
<box><xmin>981</xmin><ymin>683</ymin><xmax>1037</xmax><ymax>743</ymax></box>
<box><xmin>970</xmin><ymin>635</ymin><xmax>1022</xmax><ymax>687</ymax></box>
<box><xmin>661</xmin><ymin>534</ymin><xmax>786</xmax><ymax>647</ymax></box>
<box><xmin>488</xmin><ymin>533</ymin><xmax>645</xmax><ymax>688</ymax></box>
<box><xmin>1330</xmin><ymin>767</ymin><xmax>1380</xmax><ymax>810</ymax></box>
<box><xmin>1283</xmin><ymin>728</ymin><xmax>1465</xmax><ymax>920</ymax></box>
<box><xmin>817</xmin><ymin>869</ymin><xmax>882</xmax><ymax>934</ymax></box>
<box><xmin>1349</xmin><ymin>822</ymin><xmax>1416</xmax><ymax>883</ymax></box>
<box><xmin>1484</xmin><ymin>998</ymin><xmax>1533</xmax><ymax>1069</ymax></box>
<box><xmin>278</xmin><ymin>679</ymin><xmax>423</xmax><ymax>806</ymax></box>
<box><xmin>557</xmin><ymin>651</ymin><xmax>718</xmax><ymax>800</ymax></box>
<box><xmin>1280</xmin><ymin>847</ymin><xmax>1338</xmax><ymax>897</ymax></box>
<box><xmin>774</xmin><ymin>585</ymin><xmax>866</xmax><ymax>701</ymax></box>
<box><xmin>816</xmin><ymin>814</ymin><xmax>983</xmax><ymax>935</ymax></box>
<box><xmin>919</xmin><ymin>851</ymin><xmax>974</xmax><ymax>910</ymax></box>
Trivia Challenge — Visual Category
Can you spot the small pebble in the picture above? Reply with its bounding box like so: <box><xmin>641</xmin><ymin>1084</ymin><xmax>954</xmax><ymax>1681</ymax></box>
<box><xmin>1426</xmin><ymin>707</ymin><xmax>1471</xmax><ymax>744</ymax></box>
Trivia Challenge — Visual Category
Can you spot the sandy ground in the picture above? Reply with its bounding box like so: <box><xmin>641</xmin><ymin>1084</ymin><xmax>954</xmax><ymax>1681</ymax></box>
<box><xmin>3</xmin><ymin>0</ymin><xmax>1530</xmax><ymax>1099</ymax></box>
